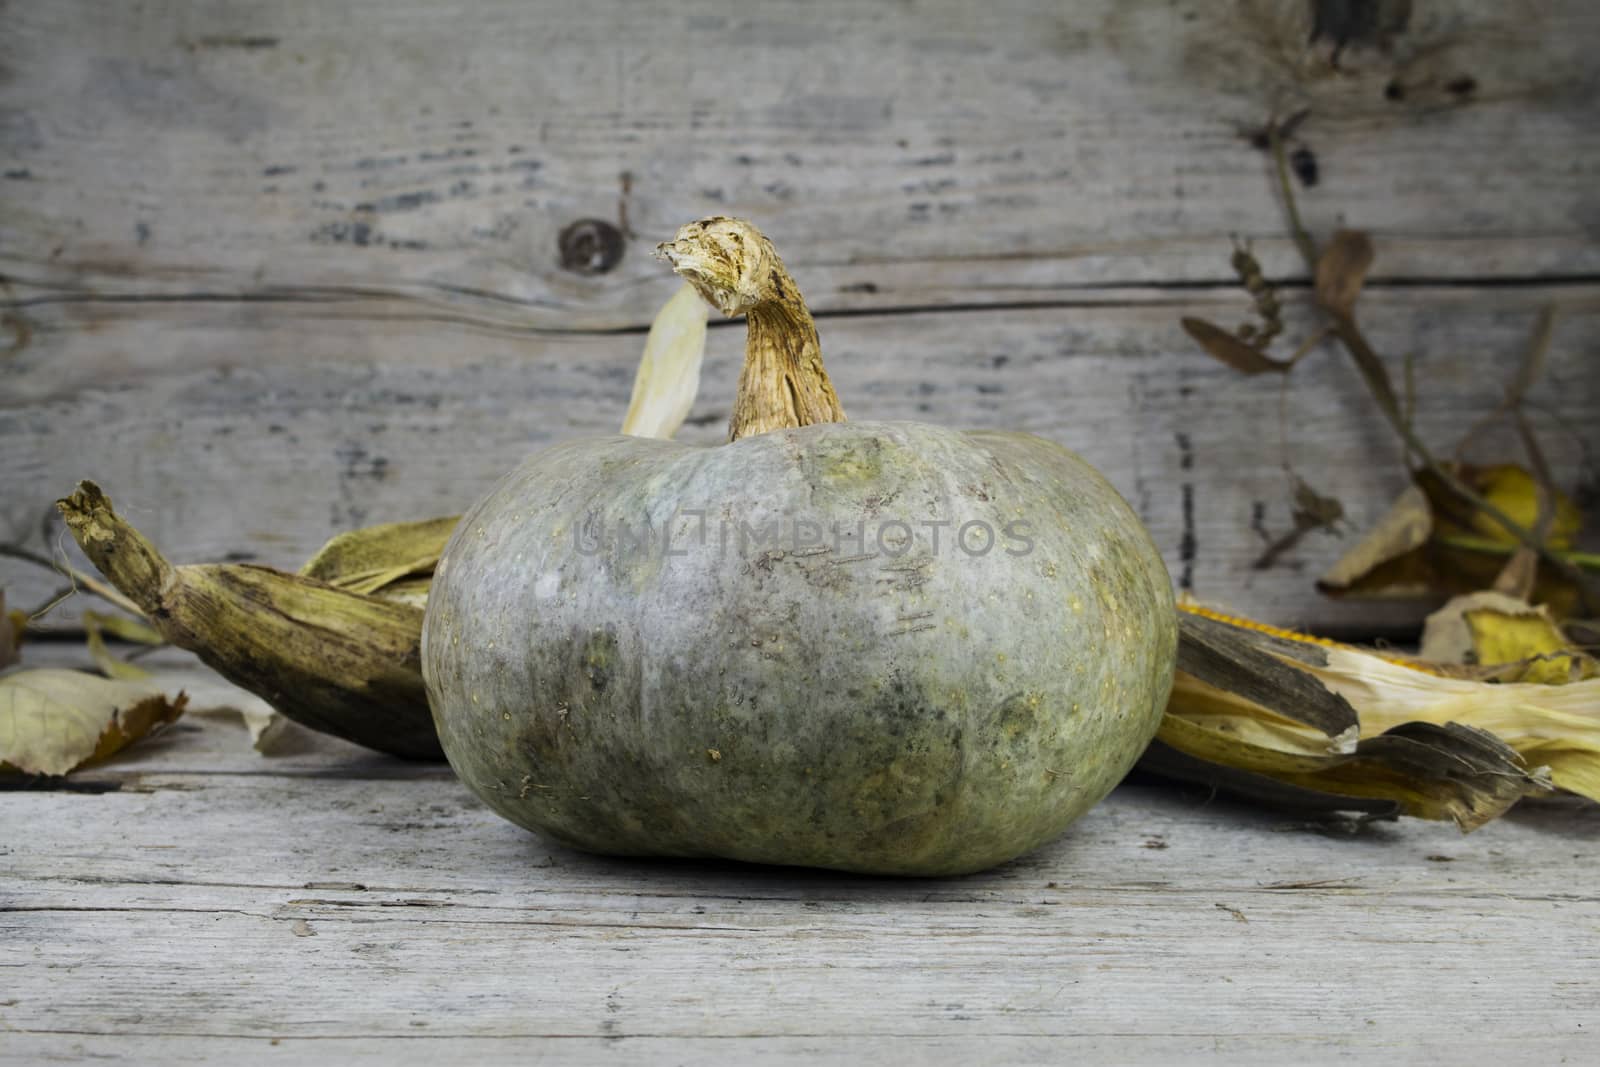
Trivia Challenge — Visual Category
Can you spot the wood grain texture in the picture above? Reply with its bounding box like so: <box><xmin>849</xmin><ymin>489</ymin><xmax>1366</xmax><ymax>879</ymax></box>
<box><xmin>3</xmin><ymin>0</ymin><xmax>1599</xmax><ymax>632</ymax></box>
<box><xmin>3</xmin><ymin>659</ymin><xmax>1598</xmax><ymax>1064</ymax></box>
<box><xmin>4</xmin><ymin>286</ymin><xmax>1595</xmax><ymax>633</ymax></box>
<box><xmin>4</xmin><ymin>0</ymin><xmax>1599</xmax><ymax>312</ymax></box>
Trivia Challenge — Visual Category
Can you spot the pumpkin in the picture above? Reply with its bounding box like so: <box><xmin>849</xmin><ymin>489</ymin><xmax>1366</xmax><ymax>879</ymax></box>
<box><xmin>422</xmin><ymin>217</ymin><xmax>1177</xmax><ymax>875</ymax></box>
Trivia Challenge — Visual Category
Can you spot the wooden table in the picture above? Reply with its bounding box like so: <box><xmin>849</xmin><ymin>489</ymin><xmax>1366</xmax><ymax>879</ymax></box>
<box><xmin>5</xmin><ymin>657</ymin><xmax>1597</xmax><ymax>1065</ymax></box>
<box><xmin>5</xmin><ymin>1</ymin><xmax>1599</xmax><ymax>1061</ymax></box>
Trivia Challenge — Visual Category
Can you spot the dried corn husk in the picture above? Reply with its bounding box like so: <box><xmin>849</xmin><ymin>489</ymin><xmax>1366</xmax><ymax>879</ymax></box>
<box><xmin>1156</xmin><ymin>603</ymin><xmax>1595</xmax><ymax>825</ymax></box>
<box><xmin>1156</xmin><ymin>608</ymin><xmax>1554</xmax><ymax>828</ymax></box>
<box><xmin>300</xmin><ymin>516</ymin><xmax>459</xmax><ymax>600</ymax></box>
<box><xmin>1304</xmin><ymin>644</ymin><xmax>1599</xmax><ymax>802</ymax></box>
<box><xmin>621</xmin><ymin>281</ymin><xmax>709</xmax><ymax>438</ymax></box>
<box><xmin>58</xmin><ymin>482</ymin><xmax>440</xmax><ymax>760</ymax></box>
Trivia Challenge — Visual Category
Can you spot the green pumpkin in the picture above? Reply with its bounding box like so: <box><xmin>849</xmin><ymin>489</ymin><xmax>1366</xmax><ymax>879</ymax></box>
<box><xmin>422</xmin><ymin>218</ymin><xmax>1176</xmax><ymax>875</ymax></box>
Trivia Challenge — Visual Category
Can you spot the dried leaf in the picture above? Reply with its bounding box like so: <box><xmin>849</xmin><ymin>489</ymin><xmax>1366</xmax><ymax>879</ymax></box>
<box><xmin>1419</xmin><ymin>590</ymin><xmax>1529</xmax><ymax>666</ymax></box>
<box><xmin>621</xmin><ymin>281</ymin><xmax>710</xmax><ymax>438</ymax></box>
<box><xmin>1159</xmin><ymin>692</ymin><xmax>1545</xmax><ymax>829</ymax></box>
<box><xmin>1176</xmin><ymin>612</ymin><xmax>1358</xmax><ymax>739</ymax></box>
<box><xmin>1319</xmin><ymin>467</ymin><xmax>1597</xmax><ymax>613</ymax></box>
<box><xmin>0</xmin><ymin>668</ymin><xmax>185</xmax><ymax>776</ymax></box>
<box><xmin>300</xmin><ymin>516</ymin><xmax>459</xmax><ymax>597</ymax></box>
<box><xmin>1</xmin><ymin>591</ymin><xmax>20</xmax><ymax>670</ymax></box>
<box><xmin>1465</xmin><ymin>605</ymin><xmax>1598</xmax><ymax>685</ymax></box>
<box><xmin>1314</xmin><ymin>229</ymin><xmax>1375</xmax><ymax>317</ymax></box>
<box><xmin>84</xmin><ymin>611</ymin><xmax>150</xmax><ymax>681</ymax></box>
<box><xmin>1434</xmin><ymin>464</ymin><xmax>1582</xmax><ymax>550</ymax></box>
<box><xmin>1180</xmin><ymin>317</ymin><xmax>1291</xmax><ymax>374</ymax></box>
<box><xmin>1317</xmin><ymin>484</ymin><xmax>1433</xmax><ymax>591</ymax></box>
<box><xmin>1292</xmin><ymin>478</ymin><xmax>1345</xmax><ymax>530</ymax></box>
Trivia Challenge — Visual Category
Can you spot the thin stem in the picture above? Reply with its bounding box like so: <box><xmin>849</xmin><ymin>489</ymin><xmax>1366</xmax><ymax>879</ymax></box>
<box><xmin>1285</xmin><ymin>326</ymin><xmax>1333</xmax><ymax>368</ymax></box>
<box><xmin>1</xmin><ymin>541</ymin><xmax>148</xmax><ymax>618</ymax></box>
<box><xmin>1269</xmin><ymin>124</ymin><xmax>1318</xmax><ymax>269</ymax></box>
<box><xmin>1453</xmin><ymin>307</ymin><xmax>1556</xmax><ymax>461</ymax></box>
<box><xmin>1432</xmin><ymin>534</ymin><xmax>1600</xmax><ymax>570</ymax></box>
<box><xmin>1401</xmin><ymin>351</ymin><xmax>1417</xmax><ymax>436</ymax></box>
<box><xmin>25</xmin><ymin>584</ymin><xmax>76</xmax><ymax>622</ymax></box>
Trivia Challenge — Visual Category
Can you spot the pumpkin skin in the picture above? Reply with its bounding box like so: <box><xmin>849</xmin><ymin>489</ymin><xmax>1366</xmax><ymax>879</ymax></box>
<box><xmin>422</xmin><ymin>419</ymin><xmax>1176</xmax><ymax>875</ymax></box>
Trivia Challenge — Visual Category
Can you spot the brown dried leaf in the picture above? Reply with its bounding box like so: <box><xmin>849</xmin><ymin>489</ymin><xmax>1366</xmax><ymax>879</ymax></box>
<box><xmin>1180</xmin><ymin>317</ymin><xmax>1291</xmax><ymax>374</ymax></box>
<box><xmin>0</xmin><ymin>669</ymin><xmax>185</xmax><ymax>775</ymax></box>
<box><xmin>0</xmin><ymin>591</ymin><xmax>21</xmax><ymax>670</ymax></box>
<box><xmin>300</xmin><ymin>516</ymin><xmax>459</xmax><ymax>597</ymax></box>
<box><xmin>1292</xmin><ymin>477</ymin><xmax>1345</xmax><ymax>530</ymax></box>
<box><xmin>84</xmin><ymin>612</ymin><xmax>150</xmax><ymax>681</ymax></box>
<box><xmin>1317</xmin><ymin>484</ymin><xmax>1433</xmax><ymax>591</ymax></box>
<box><xmin>1314</xmin><ymin>229</ymin><xmax>1375</xmax><ymax>317</ymax></box>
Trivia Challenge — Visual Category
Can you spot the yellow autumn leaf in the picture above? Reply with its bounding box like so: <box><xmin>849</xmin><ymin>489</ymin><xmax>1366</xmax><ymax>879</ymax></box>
<box><xmin>1464</xmin><ymin>465</ymin><xmax>1582</xmax><ymax>549</ymax></box>
<box><xmin>1421</xmin><ymin>591</ymin><xmax>1598</xmax><ymax>684</ymax></box>
<box><xmin>84</xmin><ymin>611</ymin><xmax>157</xmax><ymax>680</ymax></box>
<box><xmin>1466</xmin><ymin>606</ymin><xmax>1597</xmax><ymax>685</ymax></box>
<box><xmin>0</xmin><ymin>668</ymin><xmax>186</xmax><ymax>776</ymax></box>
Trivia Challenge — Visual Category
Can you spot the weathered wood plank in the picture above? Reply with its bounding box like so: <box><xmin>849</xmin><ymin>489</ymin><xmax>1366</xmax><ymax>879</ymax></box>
<box><xmin>4</xmin><ymin>287</ymin><xmax>1595</xmax><ymax>632</ymax></box>
<box><xmin>3</xmin><ymin>682</ymin><xmax>1597</xmax><ymax>1062</ymax></box>
<box><xmin>2</xmin><ymin>0</ymin><xmax>1598</xmax><ymax>330</ymax></box>
<box><xmin>0</xmin><ymin>1034</ymin><xmax>1594</xmax><ymax>1067</ymax></box>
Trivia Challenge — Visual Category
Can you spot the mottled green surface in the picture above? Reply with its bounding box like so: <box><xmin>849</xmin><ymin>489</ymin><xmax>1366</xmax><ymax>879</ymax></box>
<box><xmin>423</xmin><ymin>421</ymin><xmax>1176</xmax><ymax>875</ymax></box>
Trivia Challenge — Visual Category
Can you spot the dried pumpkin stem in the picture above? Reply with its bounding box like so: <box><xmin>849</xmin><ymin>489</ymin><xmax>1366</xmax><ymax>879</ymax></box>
<box><xmin>656</xmin><ymin>216</ymin><xmax>846</xmax><ymax>441</ymax></box>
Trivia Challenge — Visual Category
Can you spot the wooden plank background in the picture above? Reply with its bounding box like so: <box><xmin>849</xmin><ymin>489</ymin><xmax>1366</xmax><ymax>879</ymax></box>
<box><xmin>3</xmin><ymin>0</ymin><xmax>1597</xmax><ymax>634</ymax></box>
